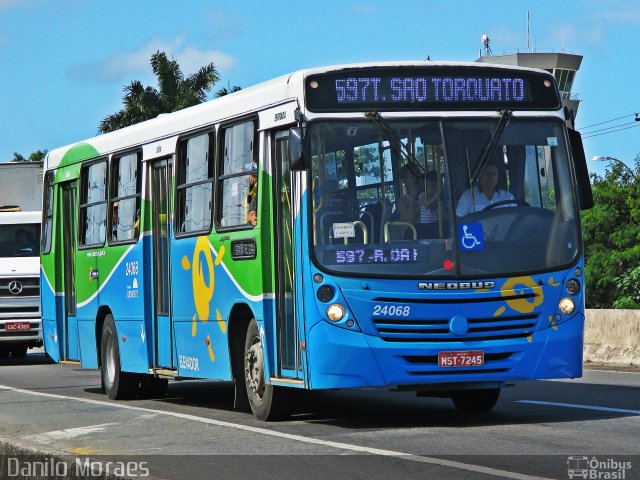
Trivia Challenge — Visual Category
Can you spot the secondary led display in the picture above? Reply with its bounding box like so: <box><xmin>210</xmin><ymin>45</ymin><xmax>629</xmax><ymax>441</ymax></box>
<box><xmin>329</xmin><ymin>247</ymin><xmax>421</xmax><ymax>265</ymax></box>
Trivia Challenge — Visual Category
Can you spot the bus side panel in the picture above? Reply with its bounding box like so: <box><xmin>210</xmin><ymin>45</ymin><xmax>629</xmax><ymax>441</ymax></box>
<box><xmin>106</xmin><ymin>244</ymin><xmax>148</xmax><ymax>374</ymax></box>
<box><xmin>66</xmin><ymin>316</ymin><xmax>80</xmax><ymax>360</ymax></box>
<box><xmin>115</xmin><ymin>319</ymin><xmax>150</xmax><ymax>374</ymax></box>
<box><xmin>169</xmin><ymin>234</ymin><xmax>273</xmax><ymax>380</ymax></box>
<box><xmin>74</xmin><ymin>244</ymin><xmax>148</xmax><ymax>373</ymax></box>
<box><xmin>170</xmin><ymin>236</ymin><xmax>234</xmax><ymax>380</ymax></box>
<box><xmin>41</xmin><ymin>268</ymin><xmax>61</xmax><ymax>362</ymax></box>
<box><xmin>76</xmin><ymin>319</ymin><xmax>97</xmax><ymax>368</ymax></box>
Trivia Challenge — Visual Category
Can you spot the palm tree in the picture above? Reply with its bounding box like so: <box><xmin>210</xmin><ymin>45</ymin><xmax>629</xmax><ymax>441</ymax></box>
<box><xmin>215</xmin><ymin>85</ymin><xmax>242</xmax><ymax>98</ymax></box>
<box><xmin>99</xmin><ymin>51</ymin><xmax>220</xmax><ymax>134</ymax></box>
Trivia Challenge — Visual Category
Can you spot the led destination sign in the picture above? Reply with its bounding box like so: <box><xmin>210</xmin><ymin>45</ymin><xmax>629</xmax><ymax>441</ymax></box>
<box><xmin>335</xmin><ymin>76</ymin><xmax>526</xmax><ymax>104</ymax></box>
<box><xmin>306</xmin><ymin>67</ymin><xmax>561</xmax><ymax>112</ymax></box>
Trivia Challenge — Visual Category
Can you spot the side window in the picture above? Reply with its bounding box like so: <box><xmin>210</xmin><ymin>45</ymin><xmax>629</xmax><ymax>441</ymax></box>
<box><xmin>218</xmin><ymin>120</ymin><xmax>258</xmax><ymax>228</ymax></box>
<box><xmin>176</xmin><ymin>132</ymin><xmax>214</xmax><ymax>234</ymax></box>
<box><xmin>42</xmin><ymin>171</ymin><xmax>54</xmax><ymax>254</ymax></box>
<box><xmin>521</xmin><ymin>145</ymin><xmax>557</xmax><ymax>210</ymax></box>
<box><xmin>79</xmin><ymin>160</ymin><xmax>107</xmax><ymax>247</ymax></box>
<box><xmin>110</xmin><ymin>152</ymin><xmax>141</xmax><ymax>243</ymax></box>
<box><xmin>354</xmin><ymin>142</ymin><xmax>394</xmax><ymax>206</ymax></box>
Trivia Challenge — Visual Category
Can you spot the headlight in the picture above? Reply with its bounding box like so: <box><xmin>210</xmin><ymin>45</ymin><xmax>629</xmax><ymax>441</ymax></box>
<box><xmin>326</xmin><ymin>304</ymin><xmax>345</xmax><ymax>322</ymax></box>
<box><xmin>559</xmin><ymin>297</ymin><xmax>575</xmax><ymax>315</ymax></box>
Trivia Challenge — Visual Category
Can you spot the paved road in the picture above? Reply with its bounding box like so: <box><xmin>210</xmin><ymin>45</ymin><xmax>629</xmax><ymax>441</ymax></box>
<box><xmin>0</xmin><ymin>350</ymin><xmax>638</xmax><ymax>480</ymax></box>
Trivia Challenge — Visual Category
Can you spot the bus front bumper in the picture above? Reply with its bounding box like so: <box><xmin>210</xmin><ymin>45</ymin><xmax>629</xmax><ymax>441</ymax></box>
<box><xmin>306</xmin><ymin>313</ymin><xmax>583</xmax><ymax>390</ymax></box>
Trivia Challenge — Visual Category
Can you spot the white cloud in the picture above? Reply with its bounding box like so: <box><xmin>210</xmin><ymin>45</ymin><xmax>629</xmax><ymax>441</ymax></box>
<box><xmin>71</xmin><ymin>36</ymin><xmax>236</xmax><ymax>83</ymax></box>
<box><xmin>177</xmin><ymin>46</ymin><xmax>235</xmax><ymax>75</ymax></box>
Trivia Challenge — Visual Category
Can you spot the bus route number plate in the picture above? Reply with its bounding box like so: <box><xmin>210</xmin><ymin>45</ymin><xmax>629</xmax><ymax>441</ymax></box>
<box><xmin>438</xmin><ymin>350</ymin><xmax>484</xmax><ymax>368</ymax></box>
<box><xmin>5</xmin><ymin>322</ymin><xmax>31</xmax><ymax>331</ymax></box>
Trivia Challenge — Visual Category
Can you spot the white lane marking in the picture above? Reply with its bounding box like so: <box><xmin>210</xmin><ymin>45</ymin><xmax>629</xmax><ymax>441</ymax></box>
<box><xmin>23</xmin><ymin>423</ymin><xmax>119</xmax><ymax>443</ymax></box>
<box><xmin>0</xmin><ymin>384</ymin><xmax>552</xmax><ymax>480</ymax></box>
<box><xmin>518</xmin><ymin>400</ymin><xmax>640</xmax><ymax>415</ymax></box>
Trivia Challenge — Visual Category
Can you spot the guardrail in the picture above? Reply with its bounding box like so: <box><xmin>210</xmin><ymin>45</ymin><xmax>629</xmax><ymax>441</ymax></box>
<box><xmin>584</xmin><ymin>309</ymin><xmax>640</xmax><ymax>367</ymax></box>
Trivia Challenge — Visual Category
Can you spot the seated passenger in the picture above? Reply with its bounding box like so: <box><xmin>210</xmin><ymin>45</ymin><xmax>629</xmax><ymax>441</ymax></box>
<box><xmin>419</xmin><ymin>171</ymin><xmax>442</xmax><ymax>224</ymax></box>
<box><xmin>456</xmin><ymin>162</ymin><xmax>515</xmax><ymax>216</ymax></box>
<box><xmin>396</xmin><ymin>164</ymin><xmax>420</xmax><ymax>224</ymax></box>
<box><xmin>246</xmin><ymin>174</ymin><xmax>258</xmax><ymax>226</ymax></box>
<box><xmin>415</xmin><ymin>171</ymin><xmax>445</xmax><ymax>238</ymax></box>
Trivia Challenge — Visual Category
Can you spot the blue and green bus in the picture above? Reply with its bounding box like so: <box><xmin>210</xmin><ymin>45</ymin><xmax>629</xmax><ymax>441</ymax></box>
<box><xmin>41</xmin><ymin>61</ymin><xmax>593</xmax><ymax>420</ymax></box>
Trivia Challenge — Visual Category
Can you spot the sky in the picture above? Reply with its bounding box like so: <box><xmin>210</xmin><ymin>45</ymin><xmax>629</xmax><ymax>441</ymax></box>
<box><xmin>0</xmin><ymin>0</ymin><xmax>638</xmax><ymax>177</ymax></box>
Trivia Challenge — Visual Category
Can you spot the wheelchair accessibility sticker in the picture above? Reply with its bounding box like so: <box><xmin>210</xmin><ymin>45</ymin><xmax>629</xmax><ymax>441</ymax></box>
<box><xmin>459</xmin><ymin>223</ymin><xmax>484</xmax><ymax>251</ymax></box>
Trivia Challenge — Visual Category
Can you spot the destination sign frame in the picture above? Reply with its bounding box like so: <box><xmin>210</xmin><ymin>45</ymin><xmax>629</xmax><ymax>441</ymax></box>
<box><xmin>305</xmin><ymin>66</ymin><xmax>561</xmax><ymax>112</ymax></box>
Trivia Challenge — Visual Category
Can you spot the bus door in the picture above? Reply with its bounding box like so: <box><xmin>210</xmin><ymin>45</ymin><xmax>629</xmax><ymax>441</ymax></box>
<box><xmin>60</xmin><ymin>181</ymin><xmax>80</xmax><ymax>361</ymax></box>
<box><xmin>273</xmin><ymin>131</ymin><xmax>305</xmax><ymax>381</ymax></box>
<box><xmin>150</xmin><ymin>158</ymin><xmax>173</xmax><ymax>368</ymax></box>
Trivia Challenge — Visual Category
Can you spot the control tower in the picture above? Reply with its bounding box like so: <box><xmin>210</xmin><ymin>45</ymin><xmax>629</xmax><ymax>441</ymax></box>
<box><xmin>476</xmin><ymin>38</ymin><xmax>582</xmax><ymax>128</ymax></box>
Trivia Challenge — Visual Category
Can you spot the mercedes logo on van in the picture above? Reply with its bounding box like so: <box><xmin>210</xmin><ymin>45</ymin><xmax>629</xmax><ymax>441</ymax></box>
<box><xmin>8</xmin><ymin>280</ymin><xmax>23</xmax><ymax>295</ymax></box>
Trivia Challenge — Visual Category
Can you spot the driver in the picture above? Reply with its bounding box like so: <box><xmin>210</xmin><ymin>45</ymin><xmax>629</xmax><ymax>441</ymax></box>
<box><xmin>456</xmin><ymin>162</ymin><xmax>515</xmax><ymax>216</ymax></box>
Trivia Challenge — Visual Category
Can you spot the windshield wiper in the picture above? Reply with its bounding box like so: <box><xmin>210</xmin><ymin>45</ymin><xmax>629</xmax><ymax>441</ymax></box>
<box><xmin>470</xmin><ymin>109</ymin><xmax>512</xmax><ymax>182</ymax></box>
<box><xmin>364</xmin><ymin>111</ymin><xmax>425</xmax><ymax>176</ymax></box>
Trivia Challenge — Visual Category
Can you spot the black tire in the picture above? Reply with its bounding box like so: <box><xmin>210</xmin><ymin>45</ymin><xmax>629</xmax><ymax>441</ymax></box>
<box><xmin>100</xmin><ymin>314</ymin><xmax>141</xmax><ymax>400</ymax></box>
<box><xmin>10</xmin><ymin>345</ymin><xmax>28</xmax><ymax>358</ymax></box>
<box><xmin>0</xmin><ymin>346</ymin><xmax>9</xmax><ymax>359</ymax></box>
<box><xmin>244</xmin><ymin>319</ymin><xmax>291</xmax><ymax>421</ymax></box>
<box><xmin>139</xmin><ymin>376</ymin><xmax>168</xmax><ymax>399</ymax></box>
<box><xmin>451</xmin><ymin>388</ymin><xmax>501</xmax><ymax>412</ymax></box>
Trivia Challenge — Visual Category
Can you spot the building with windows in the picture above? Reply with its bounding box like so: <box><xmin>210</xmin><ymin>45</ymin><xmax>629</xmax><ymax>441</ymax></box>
<box><xmin>476</xmin><ymin>52</ymin><xmax>582</xmax><ymax>128</ymax></box>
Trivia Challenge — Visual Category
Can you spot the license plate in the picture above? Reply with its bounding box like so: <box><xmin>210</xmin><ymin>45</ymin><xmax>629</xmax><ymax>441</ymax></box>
<box><xmin>438</xmin><ymin>350</ymin><xmax>484</xmax><ymax>368</ymax></box>
<box><xmin>5</xmin><ymin>322</ymin><xmax>31</xmax><ymax>331</ymax></box>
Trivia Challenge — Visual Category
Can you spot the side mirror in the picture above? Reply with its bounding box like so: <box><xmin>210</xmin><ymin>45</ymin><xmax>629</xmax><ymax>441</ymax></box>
<box><xmin>288</xmin><ymin>127</ymin><xmax>305</xmax><ymax>171</ymax></box>
<box><xmin>568</xmin><ymin>128</ymin><xmax>593</xmax><ymax>210</ymax></box>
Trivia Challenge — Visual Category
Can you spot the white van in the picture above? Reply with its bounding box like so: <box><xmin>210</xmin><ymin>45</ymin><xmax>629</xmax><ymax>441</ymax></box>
<box><xmin>0</xmin><ymin>210</ymin><xmax>42</xmax><ymax>358</ymax></box>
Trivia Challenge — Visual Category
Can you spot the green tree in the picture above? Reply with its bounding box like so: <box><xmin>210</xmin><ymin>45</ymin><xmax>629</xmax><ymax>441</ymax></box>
<box><xmin>11</xmin><ymin>150</ymin><xmax>47</xmax><ymax>162</ymax></box>
<box><xmin>99</xmin><ymin>51</ymin><xmax>220</xmax><ymax>134</ymax></box>
<box><xmin>582</xmin><ymin>155</ymin><xmax>640</xmax><ymax>309</ymax></box>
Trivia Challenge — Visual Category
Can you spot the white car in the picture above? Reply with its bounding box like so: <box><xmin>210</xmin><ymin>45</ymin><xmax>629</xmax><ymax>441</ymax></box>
<box><xmin>0</xmin><ymin>210</ymin><xmax>42</xmax><ymax>358</ymax></box>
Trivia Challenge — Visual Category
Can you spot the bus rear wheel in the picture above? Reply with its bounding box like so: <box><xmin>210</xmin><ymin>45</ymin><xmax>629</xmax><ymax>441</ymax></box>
<box><xmin>244</xmin><ymin>319</ymin><xmax>291</xmax><ymax>421</ymax></box>
<box><xmin>100</xmin><ymin>314</ymin><xmax>140</xmax><ymax>400</ymax></box>
<box><xmin>451</xmin><ymin>388</ymin><xmax>501</xmax><ymax>412</ymax></box>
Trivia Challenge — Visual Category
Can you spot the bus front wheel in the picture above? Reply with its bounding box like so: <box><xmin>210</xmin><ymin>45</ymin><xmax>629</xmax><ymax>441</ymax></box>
<box><xmin>100</xmin><ymin>314</ymin><xmax>140</xmax><ymax>400</ymax></box>
<box><xmin>451</xmin><ymin>388</ymin><xmax>501</xmax><ymax>412</ymax></box>
<box><xmin>243</xmin><ymin>319</ymin><xmax>290</xmax><ymax>421</ymax></box>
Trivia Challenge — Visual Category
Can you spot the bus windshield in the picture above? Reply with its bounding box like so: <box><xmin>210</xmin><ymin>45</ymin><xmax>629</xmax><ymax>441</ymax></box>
<box><xmin>310</xmin><ymin>117</ymin><xmax>580</xmax><ymax>278</ymax></box>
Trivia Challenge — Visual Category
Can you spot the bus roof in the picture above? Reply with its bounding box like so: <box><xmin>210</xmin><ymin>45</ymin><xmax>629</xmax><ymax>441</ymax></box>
<box><xmin>45</xmin><ymin>60</ymin><xmax>554</xmax><ymax>172</ymax></box>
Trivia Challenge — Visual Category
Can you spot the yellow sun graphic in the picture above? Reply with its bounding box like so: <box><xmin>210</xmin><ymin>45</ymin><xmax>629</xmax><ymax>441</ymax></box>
<box><xmin>181</xmin><ymin>236</ymin><xmax>226</xmax><ymax>362</ymax></box>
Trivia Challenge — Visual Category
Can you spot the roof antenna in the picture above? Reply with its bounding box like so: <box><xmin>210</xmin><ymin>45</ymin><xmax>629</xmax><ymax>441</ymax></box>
<box><xmin>482</xmin><ymin>35</ymin><xmax>492</xmax><ymax>56</ymax></box>
<box><xmin>527</xmin><ymin>11</ymin><xmax>531</xmax><ymax>53</ymax></box>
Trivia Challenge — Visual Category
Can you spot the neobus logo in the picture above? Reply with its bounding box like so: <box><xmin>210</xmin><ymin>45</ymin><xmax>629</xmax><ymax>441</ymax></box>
<box><xmin>418</xmin><ymin>281</ymin><xmax>495</xmax><ymax>290</ymax></box>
